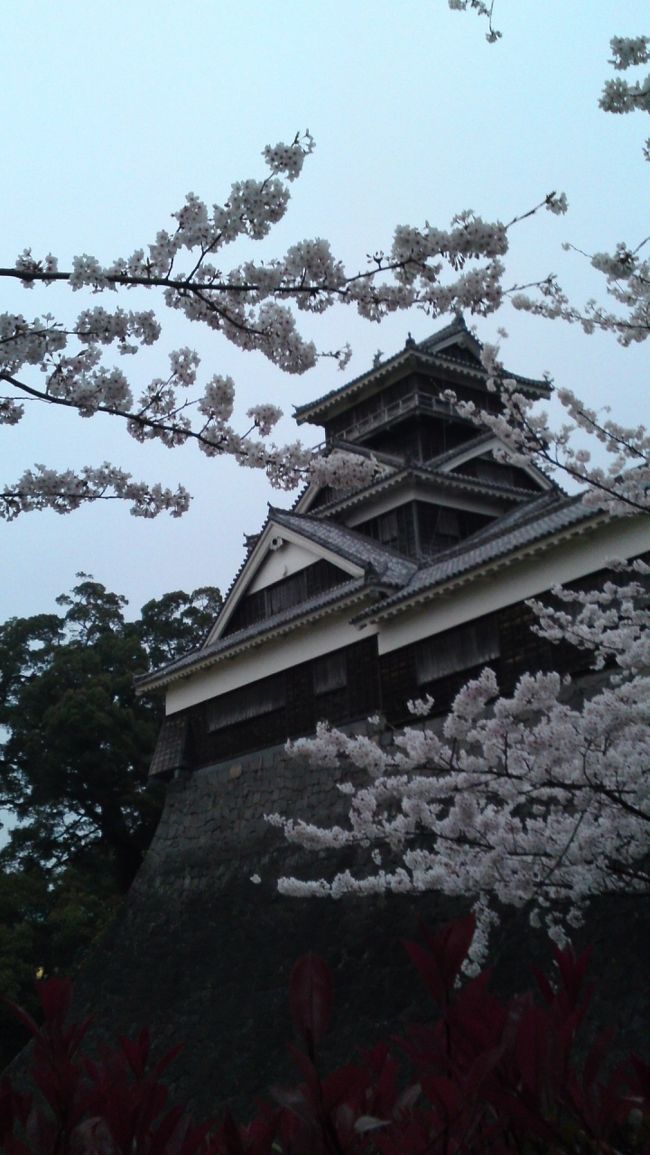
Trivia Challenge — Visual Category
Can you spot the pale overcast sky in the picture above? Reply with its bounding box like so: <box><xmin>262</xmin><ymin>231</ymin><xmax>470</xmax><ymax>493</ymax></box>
<box><xmin>2</xmin><ymin>0</ymin><xmax>648</xmax><ymax>624</ymax></box>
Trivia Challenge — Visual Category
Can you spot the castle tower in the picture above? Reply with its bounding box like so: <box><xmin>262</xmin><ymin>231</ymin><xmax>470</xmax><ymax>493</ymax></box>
<box><xmin>77</xmin><ymin>320</ymin><xmax>650</xmax><ymax>1118</ymax></box>
<box><xmin>138</xmin><ymin>315</ymin><xmax>641</xmax><ymax>772</ymax></box>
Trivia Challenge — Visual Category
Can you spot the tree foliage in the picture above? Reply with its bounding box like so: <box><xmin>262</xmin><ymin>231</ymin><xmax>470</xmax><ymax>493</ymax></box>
<box><xmin>0</xmin><ymin>577</ymin><xmax>220</xmax><ymax>1068</ymax></box>
<box><xmin>0</xmin><ymin>576</ymin><xmax>220</xmax><ymax>889</ymax></box>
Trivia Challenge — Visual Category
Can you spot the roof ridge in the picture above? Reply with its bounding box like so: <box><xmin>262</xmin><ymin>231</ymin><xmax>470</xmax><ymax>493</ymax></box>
<box><xmin>271</xmin><ymin>507</ymin><xmax>418</xmax><ymax>581</ymax></box>
<box><xmin>294</xmin><ymin>316</ymin><xmax>548</xmax><ymax>424</ymax></box>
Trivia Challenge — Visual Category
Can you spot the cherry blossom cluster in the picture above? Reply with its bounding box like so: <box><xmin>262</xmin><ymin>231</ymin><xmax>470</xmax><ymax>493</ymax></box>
<box><xmin>511</xmin><ymin>36</ymin><xmax>649</xmax><ymax>334</ymax></box>
<box><xmin>2</xmin><ymin>134</ymin><xmax>557</xmax><ymax>518</ymax></box>
<box><xmin>0</xmin><ymin>464</ymin><xmax>190</xmax><ymax>521</ymax></box>
<box><xmin>444</xmin><ymin>337</ymin><xmax>650</xmax><ymax>518</ymax></box>
<box><xmin>2</xmin><ymin>28</ymin><xmax>648</xmax><ymax>519</ymax></box>
<box><xmin>528</xmin><ymin>560</ymin><xmax>650</xmax><ymax>677</ymax></box>
<box><xmin>310</xmin><ymin>450</ymin><xmax>378</xmax><ymax>493</ymax></box>
<box><xmin>600</xmin><ymin>36</ymin><xmax>649</xmax><ymax>119</ymax></box>
<box><xmin>268</xmin><ymin>581</ymin><xmax>650</xmax><ymax>968</ymax></box>
<box><xmin>510</xmin><ymin>244</ymin><xmax>649</xmax><ymax>346</ymax></box>
<box><xmin>447</xmin><ymin>0</ymin><xmax>502</xmax><ymax>44</ymax></box>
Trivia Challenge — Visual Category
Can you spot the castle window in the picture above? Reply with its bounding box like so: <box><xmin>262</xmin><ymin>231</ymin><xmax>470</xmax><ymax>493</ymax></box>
<box><xmin>434</xmin><ymin>507</ymin><xmax>460</xmax><ymax>545</ymax></box>
<box><xmin>223</xmin><ymin>560</ymin><xmax>347</xmax><ymax>635</ymax></box>
<box><xmin>357</xmin><ymin>505</ymin><xmax>417</xmax><ymax>557</ymax></box>
<box><xmin>313</xmin><ymin>651</ymin><xmax>347</xmax><ymax>695</ymax></box>
<box><xmin>416</xmin><ymin>503</ymin><xmax>491</xmax><ymax>557</ymax></box>
<box><xmin>377</xmin><ymin>510</ymin><xmax>399</xmax><ymax>549</ymax></box>
<box><xmin>475</xmin><ymin>459</ymin><xmax>515</xmax><ymax>487</ymax></box>
<box><xmin>206</xmin><ymin>674</ymin><xmax>287</xmax><ymax>731</ymax></box>
<box><xmin>415</xmin><ymin>618</ymin><xmax>499</xmax><ymax>686</ymax></box>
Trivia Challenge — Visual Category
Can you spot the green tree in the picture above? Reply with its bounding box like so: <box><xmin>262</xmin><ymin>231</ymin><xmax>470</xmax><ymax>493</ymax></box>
<box><xmin>0</xmin><ymin>577</ymin><xmax>220</xmax><ymax>1066</ymax></box>
<box><xmin>0</xmin><ymin>576</ymin><xmax>221</xmax><ymax>890</ymax></box>
<box><xmin>0</xmin><ymin>860</ymin><xmax>121</xmax><ymax>1068</ymax></box>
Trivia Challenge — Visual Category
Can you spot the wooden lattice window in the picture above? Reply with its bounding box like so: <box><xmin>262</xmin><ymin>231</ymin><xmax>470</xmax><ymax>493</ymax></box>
<box><xmin>312</xmin><ymin>651</ymin><xmax>347</xmax><ymax>695</ymax></box>
<box><xmin>415</xmin><ymin>618</ymin><xmax>500</xmax><ymax>686</ymax></box>
<box><xmin>206</xmin><ymin>674</ymin><xmax>287</xmax><ymax>732</ymax></box>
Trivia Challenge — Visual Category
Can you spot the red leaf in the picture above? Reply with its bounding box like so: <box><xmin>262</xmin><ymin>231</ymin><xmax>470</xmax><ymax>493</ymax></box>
<box><xmin>118</xmin><ymin>1028</ymin><xmax>150</xmax><ymax>1078</ymax></box>
<box><xmin>402</xmin><ymin>939</ymin><xmax>447</xmax><ymax>1005</ymax></box>
<box><xmin>218</xmin><ymin>1110</ymin><xmax>246</xmax><ymax>1155</ymax></box>
<box><xmin>551</xmin><ymin>942</ymin><xmax>593</xmax><ymax>1013</ymax></box>
<box><xmin>422</xmin><ymin>1074</ymin><xmax>463</xmax><ymax>1119</ymax></box>
<box><xmin>1</xmin><ymin>998</ymin><xmax>41</xmax><ymax>1041</ymax></box>
<box><xmin>289</xmin><ymin>953</ymin><xmax>333</xmax><ymax>1054</ymax></box>
<box><xmin>37</xmin><ymin>976</ymin><xmax>73</xmax><ymax>1024</ymax></box>
<box><xmin>403</xmin><ymin>914</ymin><xmax>476</xmax><ymax>1005</ymax></box>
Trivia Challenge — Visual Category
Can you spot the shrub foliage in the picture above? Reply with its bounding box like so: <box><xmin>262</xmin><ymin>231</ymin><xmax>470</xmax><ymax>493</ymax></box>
<box><xmin>1</xmin><ymin>915</ymin><xmax>648</xmax><ymax>1154</ymax></box>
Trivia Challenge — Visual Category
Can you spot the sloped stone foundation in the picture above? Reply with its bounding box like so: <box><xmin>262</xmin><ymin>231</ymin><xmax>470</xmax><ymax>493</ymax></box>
<box><xmin>73</xmin><ymin>739</ymin><xmax>649</xmax><ymax>1121</ymax></box>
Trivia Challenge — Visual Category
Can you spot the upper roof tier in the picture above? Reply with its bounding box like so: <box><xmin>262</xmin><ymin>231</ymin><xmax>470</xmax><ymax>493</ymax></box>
<box><xmin>294</xmin><ymin>314</ymin><xmax>550</xmax><ymax>430</ymax></box>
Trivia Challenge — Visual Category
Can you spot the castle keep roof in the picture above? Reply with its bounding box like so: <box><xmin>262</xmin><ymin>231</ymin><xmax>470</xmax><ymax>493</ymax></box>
<box><xmin>136</xmin><ymin>488</ymin><xmax>610</xmax><ymax>694</ymax></box>
<box><xmin>293</xmin><ymin>314</ymin><xmax>550</xmax><ymax>428</ymax></box>
<box><xmin>136</xmin><ymin>317</ymin><xmax>649</xmax><ymax>727</ymax></box>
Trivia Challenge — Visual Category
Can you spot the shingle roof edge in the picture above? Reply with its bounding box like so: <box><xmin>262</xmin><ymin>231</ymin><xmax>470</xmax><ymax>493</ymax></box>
<box><xmin>135</xmin><ymin>577</ymin><xmax>374</xmax><ymax>694</ymax></box>
<box><xmin>294</xmin><ymin>321</ymin><xmax>548</xmax><ymax>424</ymax></box>
<box><xmin>352</xmin><ymin>494</ymin><xmax>606</xmax><ymax>623</ymax></box>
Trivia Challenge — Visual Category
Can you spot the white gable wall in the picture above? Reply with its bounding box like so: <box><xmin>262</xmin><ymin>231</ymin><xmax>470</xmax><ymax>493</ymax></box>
<box><xmin>208</xmin><ymin>521</ymin><xmax>364</xmax><ymax>643</ymax></box>
<box><xmin>248</xmin><ymin>541</ymin><xmax>317</xmax><ymax>591</ymax></box>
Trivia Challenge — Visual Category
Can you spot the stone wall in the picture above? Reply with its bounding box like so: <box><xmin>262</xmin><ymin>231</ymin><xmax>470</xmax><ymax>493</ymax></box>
<box><xmin>72</xmin><ymin>719</ymin><xmax>649</xmax><ymax>1122</ymax></box>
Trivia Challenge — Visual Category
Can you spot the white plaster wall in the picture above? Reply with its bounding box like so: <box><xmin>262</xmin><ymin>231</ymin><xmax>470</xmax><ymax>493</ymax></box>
<box><xmin>248</xmin><ymin>541</ymin><xmax>316</xmax><ymax>591</ymax></box>
<box><xmin>166</xmin><ymin>611</ymin><xmax>378</xmax><ymax>714</ymax></box>
<box><xmin>378</xmin><ymin>516</ymin><xmax>650</xmax><ymax>655</ymax></box>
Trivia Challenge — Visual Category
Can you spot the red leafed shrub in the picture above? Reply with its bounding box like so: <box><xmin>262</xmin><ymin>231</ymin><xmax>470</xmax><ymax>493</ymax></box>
<box><xmin>1</xmin><ymin>915</ymin><xmax>648</xmax><ymax>1153</ymax></box>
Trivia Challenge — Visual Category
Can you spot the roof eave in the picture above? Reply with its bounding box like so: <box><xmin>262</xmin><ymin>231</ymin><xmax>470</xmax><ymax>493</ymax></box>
<box><xmin>352</xmin><ymin>509</ymin><xmax>610</xmax><ymax>626</ymax></box>
<box><xmin>135</xmin><ymin>583</ymin><xmax>378</xmax><ymax>695</ymax></box>
<box><xmin>294</xmin><ymin>346</ymin><xmax>549</xmax><ymax>427</ymax></box>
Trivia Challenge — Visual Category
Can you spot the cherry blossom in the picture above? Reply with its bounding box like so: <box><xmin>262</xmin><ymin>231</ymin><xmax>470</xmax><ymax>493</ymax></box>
<box><xmin>1</xmin><ymin>464</ymin><xmax>189</xmax><ymax>521</ymax></box>
<box><xmin>268</xmin><ymin>576</ymin><xmax>650</xmax><ymax>969</ymax></box>
<box><xmin>0</xmin><ymin>129</ymin><xmax>578</xmax><ymax>518</ymax></box>
<box><xmin>443</xmin><ymin>343</ymin><xmax>650</xmax><ymax>517</ymax></box>
<box><xmin>447</xmin><ymin>1</ymin><xmax>502</xmax><ymax>44</ymax></box>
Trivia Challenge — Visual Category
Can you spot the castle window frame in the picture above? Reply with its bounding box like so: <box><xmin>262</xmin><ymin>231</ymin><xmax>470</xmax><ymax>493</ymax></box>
<box><xmin>206</xmin><ymin>674</ymin><xmax>287</xmax><ymax>732</ymax></box>
<box><xmin>415</xmin><ymin>618</ymin><xmax>500</xmax><ymax>686</ymax></box>
<box><xmin>312</xmin><ymin>651</ymin><xmax>347</xmax><ymax>695</ymax></box>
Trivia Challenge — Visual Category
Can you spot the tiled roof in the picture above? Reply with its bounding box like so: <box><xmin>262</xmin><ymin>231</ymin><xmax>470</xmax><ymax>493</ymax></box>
<box><xmin>418</xmin><ymin>313</ymin><xmax>474</xmax><ymax>349</ymax></box>
<box><xmin>211</xmin><ymin>496</ymin><xmax>411</xmax><ymax>619</ymax></box>
<box><xmin>269</xmin><ymin>508</ymin><xmax>418</xmax><ymax>586</ymax></box>
<box><xmin>294</xmin><ymin>316</ymin><xmax>549</xmax><ymax>424</ymax></box>
<box><xmin>353</xmin><ymin>493</ymin><xmax>602</xmax><ymax>622</ymax></box>
<box><xmin>427</xmin><ymin>433</ymin><xmax>559</xmax><ymax>492</ymax></box>
<box><xmin>291</xmin><ymin>440</ymin><xmax>402</xmax><ymax>514</ymax></box>
<box><xmin>305</xmin><ymin>460</ymin><xmax>535</xmax><ymax>522</ymax></box>
<box><xmin>137</xmin><ymin>489</ymin><xmax>614</xmax><ymax>694</ymax></box>
<box><xmin>148</xmin><ymin>715</ymin><xmax>189</xmax><ymax>778</ymax></box>
<box><xmin>293</xmin><ymin>431</ymin><xmax>547</xmax><ymax>520</ymax></box>
<box><xmin>424</xmin><ymin>431</ymin><xmax>496</xmax><ymax>470</ymax></box>
<box><xmin>136</xmin><ymin>575</ymin><xmax>374</xmax><ymax>692</ymax></box>
<box><xmin>136</xmin><ymin>512</ymin><xmax>420</xmax><ymax>693</ymax></box>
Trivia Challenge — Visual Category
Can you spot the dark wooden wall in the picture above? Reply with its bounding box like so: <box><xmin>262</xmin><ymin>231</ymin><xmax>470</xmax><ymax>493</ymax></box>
<box><xmin>179</xmin><ymin>592</ymin><xmax>595</xmax><ymax>770</ymax></box>
<box><xmin>188</xmin><ymin>636</ymin><xmax>381</xmax><ymax>765</ymax></box>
